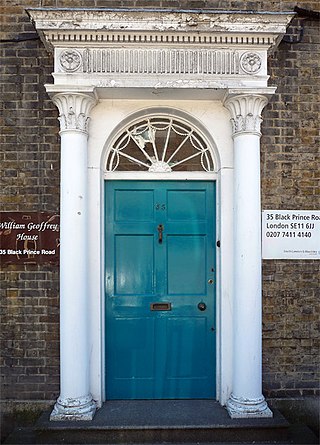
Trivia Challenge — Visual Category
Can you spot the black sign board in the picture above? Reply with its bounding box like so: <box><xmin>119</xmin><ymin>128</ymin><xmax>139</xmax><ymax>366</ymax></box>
<box><xmin>0</xmin><ymin>212</ymin><xmax>60</xmax><ymax>265</ymax></box>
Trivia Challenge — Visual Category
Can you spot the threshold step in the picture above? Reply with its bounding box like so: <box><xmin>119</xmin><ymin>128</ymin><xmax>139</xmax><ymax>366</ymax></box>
<box><xmin>33</xmin><ymin>400</ymin><xmax>291</xmax><ymax>444</ymax></box>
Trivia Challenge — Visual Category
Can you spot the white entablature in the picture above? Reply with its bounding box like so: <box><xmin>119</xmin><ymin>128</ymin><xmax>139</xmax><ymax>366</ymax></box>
<box><xmin>27</xmin><ymin>8</ymin><xmax>293</xmax><ymax>91</ymax></box>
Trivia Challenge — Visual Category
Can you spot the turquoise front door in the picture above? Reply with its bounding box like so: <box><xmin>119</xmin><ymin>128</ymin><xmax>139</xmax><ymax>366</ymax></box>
<box><xmin>105</xmin><ymin>181</ymin><xmax>216</xmax><ymax>399</ymax></box>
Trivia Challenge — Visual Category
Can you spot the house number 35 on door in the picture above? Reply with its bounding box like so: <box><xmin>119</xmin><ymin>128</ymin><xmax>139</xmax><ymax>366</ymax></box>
<box><xmin>155</xmin><ymin>204</ymin><xmax>166</xmax><ymax>210</ymax></box>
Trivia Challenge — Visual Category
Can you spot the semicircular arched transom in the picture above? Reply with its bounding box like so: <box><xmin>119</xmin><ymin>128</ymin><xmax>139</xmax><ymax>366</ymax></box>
<box><xmin>106</xmin><ymin>117</ymin><xmax>214</xmax><ymax>172</ymax></box>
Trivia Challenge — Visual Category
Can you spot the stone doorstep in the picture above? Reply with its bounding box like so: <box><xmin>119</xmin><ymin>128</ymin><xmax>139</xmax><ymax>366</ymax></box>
<box><xmin>34</xmin><ymin>400</ymin><xmax>291</xmax><ymax>444</ymax></box>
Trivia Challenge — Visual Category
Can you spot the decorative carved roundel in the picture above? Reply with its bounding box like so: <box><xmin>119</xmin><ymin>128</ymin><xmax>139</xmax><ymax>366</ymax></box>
<box><xmin>59</xmin><ymin>49</ymin><xmax>82</xmax><ymax>72</ymax></box>
<box><xmin>240</xmin><ymin>52</ymin><xmax>262</xmax><ymax>74</ymax></box>
<box><xmin>106</xmin><ymin>117</ymin><xmax>215</xmax><ymax>173</ymax></box>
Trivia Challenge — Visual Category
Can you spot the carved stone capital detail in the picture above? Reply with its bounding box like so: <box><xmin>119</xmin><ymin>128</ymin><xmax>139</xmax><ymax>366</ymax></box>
<box><xmin>223</xmin><ymin>93</ymin><xmax>269</xmax><ymax>136</ymax></box>
<box><xmin>52</xmin><ymin>93</ymin><xmax>97</xmax><ymax>133</ymax></box>
<box><xmin>230</xmin><ymin>113</ymin><xmax>263</xmax><ymax>135</ymax></box>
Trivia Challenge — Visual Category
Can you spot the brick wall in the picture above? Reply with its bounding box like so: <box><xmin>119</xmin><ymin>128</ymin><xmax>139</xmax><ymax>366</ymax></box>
<box><xmin>1</xmin><ymin>0</ymin><xmax>319</xmax><ymax>403</ymax></box>
<box><xmin>261</xmin><ymin>12</ymin><xmax>320</xmax><ymax>398</ymax></box>
<box><xmin>1</xmin><ymin>0</ymin><xmax>60</xmax><ymax>402</ymax></box>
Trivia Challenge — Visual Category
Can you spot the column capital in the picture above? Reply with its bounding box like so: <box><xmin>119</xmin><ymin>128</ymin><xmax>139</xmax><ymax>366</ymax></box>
<box><xmin>223</xmin><ymin>88</ymin><xmax>276</xmax><ymax>137</ymax></box>
<box><xmin>51</xmin><ymin>91</ymin><xmax>97</xmax><ymax>134</ymax></box>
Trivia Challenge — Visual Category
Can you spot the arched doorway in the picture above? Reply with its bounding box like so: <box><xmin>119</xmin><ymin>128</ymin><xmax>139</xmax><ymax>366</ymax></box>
<box><xmin>103</xmin><ymin>112</ymin><xmax>217</xmax><ymax>400</ymax></box>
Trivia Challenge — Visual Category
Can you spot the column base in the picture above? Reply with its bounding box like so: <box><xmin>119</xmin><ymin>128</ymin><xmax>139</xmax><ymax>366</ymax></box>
<box><xmin>226</xmin><ymin>393</ymin><xmax>273</xmax><ymax>419</ymax></box>
<box><xmin>50</xmin><ymin>394</ymin><xmax>96</xmax><ymax>421</ymax></box>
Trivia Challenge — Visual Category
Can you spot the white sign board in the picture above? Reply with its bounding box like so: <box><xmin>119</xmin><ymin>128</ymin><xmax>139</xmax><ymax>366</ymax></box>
<box><xmin>262</xmin><ymin>210</ymin><xmax>320</xmax><ymax>260</ymax></box>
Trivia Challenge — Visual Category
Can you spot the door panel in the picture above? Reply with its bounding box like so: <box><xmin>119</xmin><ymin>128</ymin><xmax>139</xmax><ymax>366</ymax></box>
<box><xmin>115</xmin><ymin>235</ymin><xmax>155</xmax><ymax>295</ymax></box>
<box><xmin>115</xmin><ymin>189</ymin><xmax>154</xmax><ymax>222</ymax></box>
<box><xmin>167</xmin><ymin>235</ymin><xmax>206</xmax><ymax>295</ymax></box>
<box><xmin>167</xmin><ymin>190</ymin><xmax>207</xmax><ymax>221</ymax></box>
<box><xmin>110</xmin><ymin>317</ymin><xmax>155</xmax><ymax>378</ymax></box>
<box><xmin>109</xmin><ymin>316</ymin><xmax>156</xmax><ymax>398</ymax></box>
<box><xmin>105</xmin><ymin>181</ymin><xmax>216</xmax><ymax>400</ymax></box>
<box><xmin>166</xmin><ymin>317</ymin><xmax>208</xmax><ymax>378</ymax></box>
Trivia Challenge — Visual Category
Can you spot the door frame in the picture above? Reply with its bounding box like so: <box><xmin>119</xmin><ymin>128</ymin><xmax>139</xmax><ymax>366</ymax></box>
<box><xmin>92</xmin><ymin>105</ymin><xmax>233</xmax><ymax>408</ymax></box>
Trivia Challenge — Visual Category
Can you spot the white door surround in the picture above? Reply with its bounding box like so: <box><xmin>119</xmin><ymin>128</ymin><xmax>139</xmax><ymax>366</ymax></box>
<box><xmin>28</xmin><ymin>8</ymin><xmax>294</xmax><ymax>421</ymax></box>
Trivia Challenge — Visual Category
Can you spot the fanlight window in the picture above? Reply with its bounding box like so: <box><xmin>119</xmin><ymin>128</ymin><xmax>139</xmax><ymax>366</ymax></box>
<box><xmin>106</xmin><ymin>117</ymin><xmax>214</xmax><ymax>172</ymax></box>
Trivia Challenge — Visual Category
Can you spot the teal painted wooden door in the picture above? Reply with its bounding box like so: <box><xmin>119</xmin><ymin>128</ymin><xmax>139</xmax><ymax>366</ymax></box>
<box><xmin>105</xmin><ymin>181</ymin><xmax>216</xmax><ymax>399</ymax></box>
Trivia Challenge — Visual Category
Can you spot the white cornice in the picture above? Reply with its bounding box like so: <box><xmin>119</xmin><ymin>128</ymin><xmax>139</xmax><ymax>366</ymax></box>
<box><xmin>27</xmin><ymin>8</ymin><xmax>294</xmax><ymax>92</ymax></box>
<box><xmin>27</xmin><ymin>8</ymin><xmax>294</xmax><ymax>51</ymax></box>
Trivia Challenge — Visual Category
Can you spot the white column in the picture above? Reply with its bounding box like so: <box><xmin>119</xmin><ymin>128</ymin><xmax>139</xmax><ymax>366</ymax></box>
<box><xmin>50</xmin><ymin>92</ymin><xmax>97</xmax><ymax>421</ymax></box>
<box><xmin>223</xmin><ymin>90</ymin><xmax>274</xmax><ymax>418</ymax></box>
